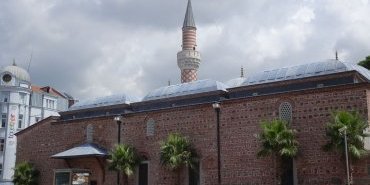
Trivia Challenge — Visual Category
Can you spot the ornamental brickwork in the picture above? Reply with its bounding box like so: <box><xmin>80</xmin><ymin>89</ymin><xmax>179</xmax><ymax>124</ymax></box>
<box><xmin>181</xmin><ymin>69</ymin><xmax>198</xmax><ymax>83</ymax></box>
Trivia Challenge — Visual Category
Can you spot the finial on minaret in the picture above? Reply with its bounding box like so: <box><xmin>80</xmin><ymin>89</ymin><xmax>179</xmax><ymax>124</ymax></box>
<box><xmin>168</xmin><ymin>80</ymin><xmax>171</xmax><ymax>86</ymax></box>
<box><xmin>241</xmin><ymin>66</ymin><xmax>244</xmax><ymax>78</ymax></box>
<box><xmin>12</xmin><ymin>58</ymin><xmax>17</xmax><ymax>66</ymax></box>
<box><xmin>177</xmin><ymin>0</ymin><xmax>201</xmax><ymax>83</ymax></box>
<box><xmin>335</xmin><ymin>50</ymin><xmax>339</xmax><ymax>60</ymax></box>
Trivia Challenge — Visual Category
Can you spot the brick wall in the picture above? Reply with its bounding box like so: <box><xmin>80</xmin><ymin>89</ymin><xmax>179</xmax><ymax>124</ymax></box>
<box><xmin>16</xmin><ymin>84</ymin><xmax>370</xmax><ymax>185</ymax></box>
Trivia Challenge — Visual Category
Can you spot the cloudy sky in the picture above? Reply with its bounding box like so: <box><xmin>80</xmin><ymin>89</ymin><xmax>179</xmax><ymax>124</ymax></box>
<box><xmin>0</xmin><ymin>0</ymin><xmax>370</xmax><ymax>101</ymax></box>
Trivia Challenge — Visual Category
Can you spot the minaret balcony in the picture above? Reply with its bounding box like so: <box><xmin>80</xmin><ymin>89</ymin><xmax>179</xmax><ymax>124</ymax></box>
<box><xmin>177</xmin><ymin>50</ymin><xmax>201</xmax><ymax>70</ymax></box>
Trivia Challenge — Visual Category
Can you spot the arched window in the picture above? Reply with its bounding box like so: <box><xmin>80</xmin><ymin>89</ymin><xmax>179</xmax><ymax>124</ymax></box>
<box><xmin>146</xmin><ymin>119</ymin><xmax>155</xmax><ymax>136</ymax></box>
<box><xmin>86</xmin><ymin>124</ymin><xmax>93</xmax><ymax>143</ymax></box>
<box><xmin>279</xmin><ymin>102</ymin><xmax>292</xmax><ymax>124</ymax></box>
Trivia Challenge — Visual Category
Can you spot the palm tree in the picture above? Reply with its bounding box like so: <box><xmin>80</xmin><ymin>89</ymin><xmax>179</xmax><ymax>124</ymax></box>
<box><xmin>13</xmin><ymin>161</ymin><xmax>39</xmax><ymax>185</ymax></box>
<box><xmin>323</xmin><ymin>110</ymin><xmax>370</xmax><ymax>159</ymax></box>
<box><xmin>160</xmin><ymin>133</ymin><xmax>197</xmax><ymax>185</ymax></box>
<box><xmin>108</xmin><ymin>144</ymin><xmax>140</xmax><ymax>185</ymax></box>
<box><xmin>257</xmin><ymin>119</ymin><xmax>298</xmax><ymax>184</ymax></box>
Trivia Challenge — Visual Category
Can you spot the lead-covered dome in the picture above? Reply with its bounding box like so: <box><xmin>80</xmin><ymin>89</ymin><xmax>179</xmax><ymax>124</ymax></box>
<box><xmin>69</xmin><ymin>93</ymin><xmax>141</xmax><ymax>111</ymax></box>
<box><xmin>2</xmin><ymin>63</ymin><xmax>31</xmax><ymax>82</ymax></box>
<box><xmin>226</xmin><ymin>59</ymin><xmax>370</xmax><ymax>88</ymax></box>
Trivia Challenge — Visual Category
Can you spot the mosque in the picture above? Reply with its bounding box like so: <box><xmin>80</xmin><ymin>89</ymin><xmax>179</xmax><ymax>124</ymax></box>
<box><xmin>15</xmin><ymin>0</ymin><xmax>370</xmax><ymax>185</ymax></box>
<box><xmin>0</xmin><ymin>61</ymin><xmax>73</xmax><ymax>184</ymax></box>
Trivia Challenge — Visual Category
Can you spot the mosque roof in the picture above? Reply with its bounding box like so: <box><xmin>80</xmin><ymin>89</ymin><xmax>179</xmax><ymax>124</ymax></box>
<box><xmin>143</xmin><ymin>79</ymin><xmax>228</xmax><ymax>101</ymax></box>
<box><xmin>66</xmin><ymin>60</ymin><xmax>370</xmax><ymax>113</ymax></box>
<box><xmin>69</xmin><ymin>93</ymin><xmax>140</xmax><ymax>111</ymax></box>
<box><xmin>1</xmin><ymin>63</ymin><xmax>31</xmax><ymax>82</ymax></box>
<box><xmin>183</xmin><ymin>0</ymin><xmax>196</xmax><ymax>28</ymax></box>
<box><xmin>227</xmin><ymin>59</ymin><xmax>370</xmax><ymax>88</ymax></box>
<box><xmin>225</xmin><ymin>77</ymin><xmax>246</xmax><ymax>88</ymax></box>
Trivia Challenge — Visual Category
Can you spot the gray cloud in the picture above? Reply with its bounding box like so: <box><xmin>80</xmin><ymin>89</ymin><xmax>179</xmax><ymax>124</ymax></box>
<box><xmin>1</xmin><ymin>0</ymin><xmax>370</xmax><ymax>100</ymax></box>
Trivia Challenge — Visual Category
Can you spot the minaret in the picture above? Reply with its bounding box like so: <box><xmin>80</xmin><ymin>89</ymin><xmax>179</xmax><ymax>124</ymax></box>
<box><xmin>177</xmin><ymin>0</ymin><xmax>201</xmax><ymax>83</ymax></box>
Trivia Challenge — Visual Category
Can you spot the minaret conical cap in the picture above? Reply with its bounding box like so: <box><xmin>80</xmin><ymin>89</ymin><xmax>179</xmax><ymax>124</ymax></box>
<box><xmin>183</xmin><ymin>0</ymin><xmax>196</xmax><ymax>28</ymax></box>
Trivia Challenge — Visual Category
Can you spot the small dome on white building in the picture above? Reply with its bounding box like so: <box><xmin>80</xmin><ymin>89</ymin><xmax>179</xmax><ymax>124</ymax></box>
<box><xmin>2</xmin><ymin>63</ymin><xmax>31</xmax><ymax>82</ymax></box>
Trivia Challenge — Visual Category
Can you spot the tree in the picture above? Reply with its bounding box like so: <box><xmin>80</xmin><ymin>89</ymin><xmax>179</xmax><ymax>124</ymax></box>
<box><xmin>13</xmin><ymin>161</ymin><xmax>39</xmax><ymax>185</ymax></box>
<box><xmin>323</xmin><ymin>111</ymin><xmax>370</xmax><ymax>159</ymax></box>
<box><xmin>160</xmin><ymin>133</ymin><xmax>197</xmax><ymax>185</ymax></box>
<box><xmin>358</xmin><ymin>56</ymin><xmax>370</xmax><ymax>70</ymax></box>
<box><xmin>257</xmin><ymin>119</ymin><xmax>298</xmax><ymax>184</ymax></box>
<box><xmin>108</xmin><ymin>144</ymin><xmax>141</xmax><ymax>185</ymax></box>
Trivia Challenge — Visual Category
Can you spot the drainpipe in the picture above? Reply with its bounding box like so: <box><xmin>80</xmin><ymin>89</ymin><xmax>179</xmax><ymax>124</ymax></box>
<box><xmin>114</xmin><ymin>115</ymin><xmax>123</xmax><ymax>185</ymax></box>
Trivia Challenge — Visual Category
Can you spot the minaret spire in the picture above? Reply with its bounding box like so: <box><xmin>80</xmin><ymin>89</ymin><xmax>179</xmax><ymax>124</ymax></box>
<box><xmin>183</xmin><ymin>0</ymin><xmax>196</xmax><ymax>28</ymax></box>
<box><xmin>177</xmin><ymin>0</ymin><xmax>201</xmax><ymax>83</ymax></box>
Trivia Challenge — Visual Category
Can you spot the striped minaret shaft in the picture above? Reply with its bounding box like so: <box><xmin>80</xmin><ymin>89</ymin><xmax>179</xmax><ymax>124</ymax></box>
<box><xmin>177</xmin><ymin>0</ymin><xmax>201</xmax><ymax>83</ymax></box>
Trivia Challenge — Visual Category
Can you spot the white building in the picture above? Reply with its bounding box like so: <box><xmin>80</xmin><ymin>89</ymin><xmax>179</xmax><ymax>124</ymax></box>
<box><xmin>0</xmin><ymin>62</ymin><xmax>73</xmax><ymax>185</ymax></box>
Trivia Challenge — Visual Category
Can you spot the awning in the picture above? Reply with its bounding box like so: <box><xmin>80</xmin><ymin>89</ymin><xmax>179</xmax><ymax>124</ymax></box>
<box><xmin>51</xmin><ymin>143</ymin><xmax>108</xmax><ymax>159</ymax></box>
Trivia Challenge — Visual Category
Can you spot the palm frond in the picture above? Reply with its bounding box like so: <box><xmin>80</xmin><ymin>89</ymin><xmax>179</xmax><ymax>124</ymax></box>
<box><xmin>108</xmin><ymin>144</ymin><xmax>141</xmax><ymax>177</ymax></box>
<box><xmin>13</xmin><ymin>161</ymin><xmax>39</xmax><ymax>185</ymax></box>
<box><xmin>160</xmin><ymin>133</ymin><xmax>197</xmax><ymax>171</ymax></box>
<box><xmin>323</xmin><ymin>110</ymin><xmax>369</xmax><ymax>159</ymax></box>
<box><xmin>257</xmin><ymin>119</ymin><xmax>298</xmax><ymax>159</ymax></box>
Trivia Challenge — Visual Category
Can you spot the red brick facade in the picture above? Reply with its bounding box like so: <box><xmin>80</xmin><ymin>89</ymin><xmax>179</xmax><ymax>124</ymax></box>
<box><xmin>16</xmin><ymin>82</ymin><xmax>370</xmax><ymax>185</ymax></box>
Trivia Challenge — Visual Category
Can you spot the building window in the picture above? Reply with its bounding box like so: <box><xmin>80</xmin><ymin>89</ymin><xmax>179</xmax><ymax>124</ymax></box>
<box><xmin>19</xmin><ymin>93</ymin><xmax>27</xmax><ymax>104</ymax></box>
<box><xmin>54</xmin><ymin>170</ymin><xmax>90</xmax><ymax>185</ymax></box>
<box><xmin>146</xmin><ymin>119</ymin><xmax>155</xmax><ymax>136</ymax></box>
<box><xmin>18</xmin><ymin>114</ymin><xmax>23</xmax><ymax>129</ymax></box>
<box><xmin>138</xmin><ymin>162</ymin><xmax>148</xmax><ymax>185</ymax></box>
<box><xmin>0</xmin><ymin>163</ymin><xmax>2</xmax><ymax>176</ymax></box>
<box><xmin>279</xmin><ymin>102</ymin><xmax>292</xmax><ymax>124</ymax></box>
<box><xmin>1</xmin><ymin>114</ymin><xmax>6</xmax><ymax>128</ymax></box>
<box><xmin>86</xmin><ymin>124</ymin><xmax>94</xmax><ymax>143</ymax></box>
<box><xmin>0</xmin><ymin>139</ymin><xmax>4</xmax><ymax>152</ymax></box>
<box><xmin>46</xmin><ymin>99</ymin><xmax>55</xmax><ymax>109</ymax></box>
<box><xmin>55</xmin><ymin>171</ymin><xmax>71</xmax><ymax>185</ymax></box>
<box><xmin>1</xmin><ymin>92</ymin><xmax>9</xmax><ymax>103</ymax></box>
<box><xmin>35</xmin><ymin>117</ymin><xmax>41</xmax><ymax>122</ymax></box>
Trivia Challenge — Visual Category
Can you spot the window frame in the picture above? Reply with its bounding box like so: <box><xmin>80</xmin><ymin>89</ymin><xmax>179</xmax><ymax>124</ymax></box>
<box><xmin>0</xmin><ymin>138</ymin><xmax>4</xmax><ymax>152</ymax></box>
<box><xmin>53</xmin><ymin>169</ymin><xmax>90</xmax><ymax>185</ymax></box>
<box><xmin>19</xmin><ymin>93</ymin><xmax>27</xmax><ymax>104</ymax></box>
<box><xmin>1</xmin><ymin>114</ymin><xmax>6</xmax><ymax>128</ymax></box>
<box><xmin>18</xmin><ymin>114</ymin><xmax>24</xmax><ymax>129</ymax></box>
<box><xmin>46</xmin><ymin>99</ymin><xmax>56</xmax><ymax>109</ymax></box>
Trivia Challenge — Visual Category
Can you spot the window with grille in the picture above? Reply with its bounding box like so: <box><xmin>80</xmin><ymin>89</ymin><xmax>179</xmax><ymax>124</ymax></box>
<box><xmin>146</xmin><ymin>119</ymin><xmax>155</xmax><ymax>136</ymax></box>
<box><xmin>86</xmin><ymin>124</ymin><xmax>93</xmax><ymax>143</ymax></box>
<box><xmin>279</xmin><ymin>102</ymin><xmax>292</xmax><ymax>124</ymax></box>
